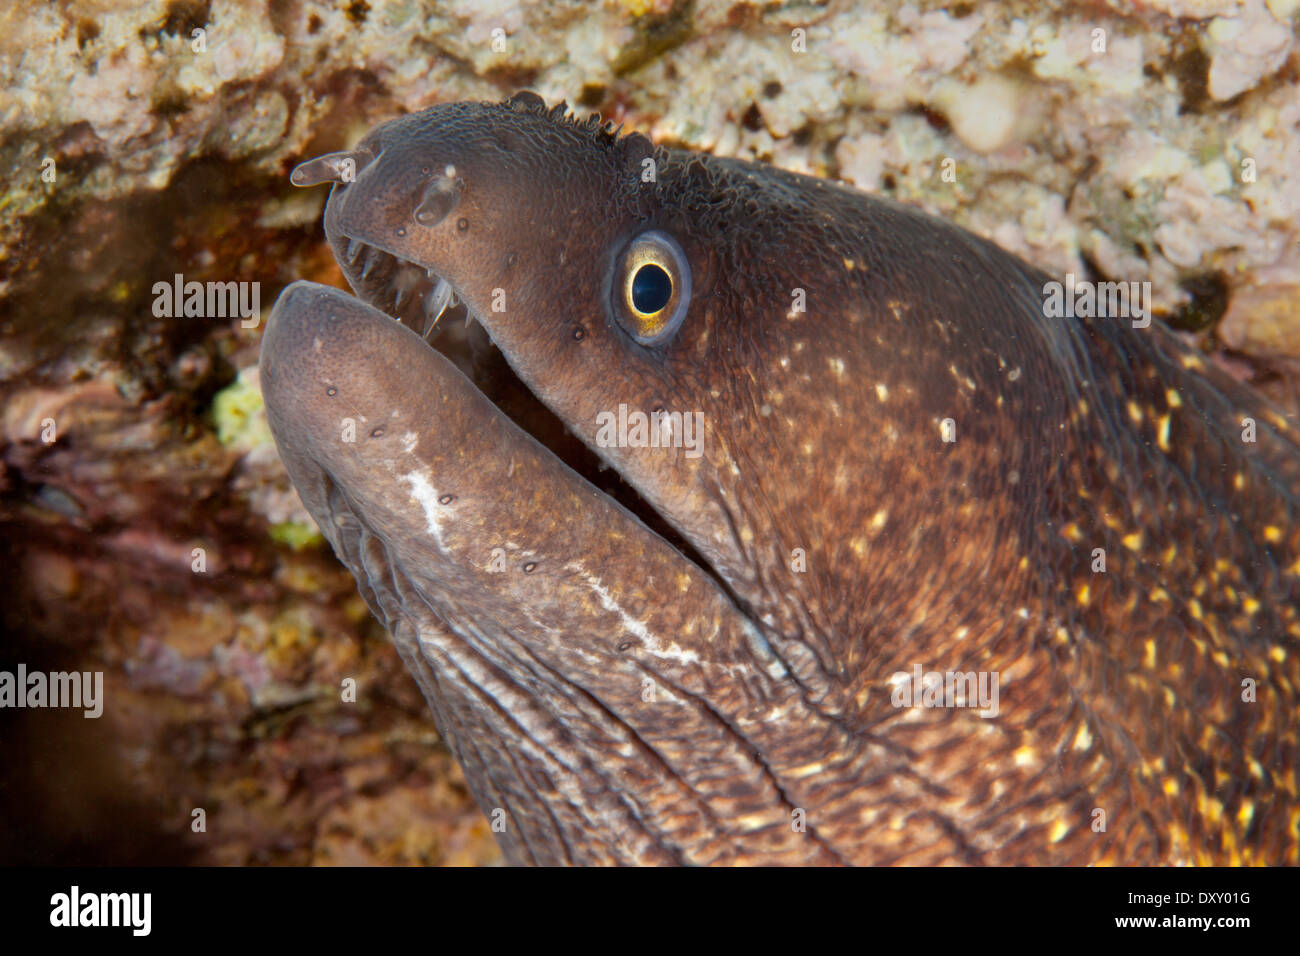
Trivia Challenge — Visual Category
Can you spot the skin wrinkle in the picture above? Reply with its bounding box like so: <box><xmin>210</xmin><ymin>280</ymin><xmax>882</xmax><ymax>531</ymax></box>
<box><xmin>353</xmin><ymin>495</ymin><xmax>608</xmax><ymax>863</ymax></box>
<box><xmin>406</xmin><ymin>548</ymin><xmax>750</xmax><ymax>801</ymax></box>
<box><xmin>427</xmin><ymin>638</ymin><xmax>644</xmax><ymax>864</ymax></box>
<box><xmin>261</xmin><ymin>94</ymin><xmax>1300</xmax><ymax>865</ymax></box>
<box><xmin>400</xmin><ymin>626</ymin><xmax>552</xmax><ymax>865</ymax></box>
<box><xmin>387</xmin><ymin>608</ymin><xmax>543</xmax><ymax>861</ymax></box>
<box><xmin>357</xmin><ymin>520</ymin><xmax>559</xmax><ymax>862</ymax></box>
<box><xmin>401</xmin><ymin>568</ymin><xmax>747</xmax><ymax>863</ymax></box>
<box><xmin>534</xmin><ymin>675</ymin><xmax>746</xmax><ymax>863</ymax></box>
<box><xmin>408</xmin><ymin>622</ymin><xmax>562</xmax><ymax>865</ymax></box>
<box><xmin>431</xmin><ymin>661</ymin><xmax>555</xmax><ymax>865</ymax></box>
<box><xmin>633</xmin><ymin>658</ymin><xmax>847</xmax><ymax>863</ymax></box>
<box><xmin>464</xmin><ymin>629</ymin><xmax>741</xmax><ymax>860</ymax></box>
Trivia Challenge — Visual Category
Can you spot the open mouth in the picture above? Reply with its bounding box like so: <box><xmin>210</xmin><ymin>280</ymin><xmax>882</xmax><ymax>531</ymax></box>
<box><xmin>332</xmin><ymin>235</ymin><xmax>718</xmax><ymax>577</ymax></box>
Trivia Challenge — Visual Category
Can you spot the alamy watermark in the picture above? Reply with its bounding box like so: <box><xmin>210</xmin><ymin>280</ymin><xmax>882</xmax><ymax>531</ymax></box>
<box><xmin>50</xmin><ymin>886</ymin><xmax>150</xmax><ymax>936</ymax></box>
<box><xmin>889</xmin><ymin>663</ymin><xmax>1000</xmax><ymax>718</ymax></box>
<box><xmin>1042</xmin><ymin>273</ymin><xmax>1150</xmax><ymax>329</ymax></box>
<box><xmin>594</xmin><ymin>404</ymin><xmax>704</xmax><ymax>459</ymax></box>
<box><xmin>152</xmin><ymin>273</ymin><xmax>260</xmax><ymax>327</ymax></box>
<box><xmin>0</xmin><ymin>664</ymin><xmax>103</xmax><ymax>718</ymax></box>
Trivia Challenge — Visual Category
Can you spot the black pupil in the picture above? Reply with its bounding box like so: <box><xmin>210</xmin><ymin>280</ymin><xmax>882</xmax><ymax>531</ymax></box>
<box><xmin>631</xmin><ymin>264</ymin><xmax>672</xmax><ymax>315</ymax></box>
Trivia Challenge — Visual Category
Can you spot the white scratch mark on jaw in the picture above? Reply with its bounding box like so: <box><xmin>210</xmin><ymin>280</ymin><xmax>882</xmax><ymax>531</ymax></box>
<box><xmin>401</xmin><ymin>431</ymin><xmax>419</xmax><ymax>453</ymax></box>
<box><xmin>573</xmin><ymin>567</ymin><xmax>702</xmax><ymax>667</ymax></box>
<box><xmin>402</xmin><ymin>471</ymin><xmax>444</xmax><ymax>548</ymax></box>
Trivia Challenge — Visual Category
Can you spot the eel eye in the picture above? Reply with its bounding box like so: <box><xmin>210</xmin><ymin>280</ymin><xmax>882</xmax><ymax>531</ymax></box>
<box><xmin>612</xmin><ymin>230</ymin><xmax>691</xmax><ymax>344</ymax></box>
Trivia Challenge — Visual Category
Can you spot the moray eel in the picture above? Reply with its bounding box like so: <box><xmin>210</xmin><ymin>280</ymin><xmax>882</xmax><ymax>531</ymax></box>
<box><xmin>261</xmin><ymin>92</ymin><xmax>1300</xmax><ymax>865</ymax></box>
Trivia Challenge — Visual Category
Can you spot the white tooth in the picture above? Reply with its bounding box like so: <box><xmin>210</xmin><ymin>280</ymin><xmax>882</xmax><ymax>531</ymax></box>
<box><xmin>394</xmin><ymin>287</ymin><xmax>407</xmax><ymax>309</ymax></box>
<box><xmin>421</xmin><ymin>279</ymin><xmax>453</xmax><ymax>337</ymax></box>
<box><xmin>360</xmin><ymin>250</ymin><xmax>378</xmax><ymax>279</ymax></box>
<box><xmin>346</xmin><ymin>238</ymin><xmax>362</xmax><ymax>262</ymax></box>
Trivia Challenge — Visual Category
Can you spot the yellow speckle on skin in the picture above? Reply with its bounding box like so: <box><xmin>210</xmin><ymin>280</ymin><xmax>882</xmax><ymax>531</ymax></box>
<box><xmin>1122</xmin><ymin>531</ymin><xmax>1143</xmax><ymax>551</ymax></box>
<box><xmin>1242</xmin><ymin>596</ymin><xmax>1260</xmax><ymax>616</ymax></box>
<box><xmin>1189</xmin><ymin>599</ymin><xmax>1203</xmax><ymax>621</ymax></box>
<box><xmin>1238</xmin><ymin>801</ymin><xmax>1254</xmax><ymax>830</ymax></box>
<box><xmin>828</xmin><ymin>357</ymin><xmax>845</xmax><ymax>378</ymax></box>
<box><xmin>1013</xmin><ymin>746</ymin><xmax>1037</xmax><ymax>768</ymax></box>
<box><xmin>1157</xmin><ymin>414</ymin><xmax>1172</xmax><ymax>451</ymax></box>
<box><xmin>677</xmin><ymin>573</ymin><xmax>692</xmax><ymax>593</ymax></box>
<box><xmin>1233</xmin><ymin>472</ymin><xmax>1245</xmax><ymax>490</ymax></box>
<box><xmin>1264</xmin><ymin>526</ymin><xmax>1282</xmax><ymax>543</ymax></box>
<box><xmin>1073</xmin><ymin>723</ymin><xmax>1092</xmax><ymax>751</ymax></box>
<box><xmin>1166</xmin><ymin>388</ymin><xmax>1182</xmax><ymax>408</ymax></box>
<box><xmin>1271</xmin><ymin>646</ymin><xmax>1287</xmax><ymax>664</ymax></box>
<box><xmin>1144</xmin><ymin>639</ymin><xmax>1157</xmax><ymax>669</ymax></box>
<box><xmin>1061</xmin><ymin>522</ymin><xmax>1083</xmax><ymax>542</ymax></box>
<box><xmin>1127</xmin><ymin>400</ymin><xmax>1143</xmax><ymax>425</ymax></box>
<box><xmin>869</xmin><ymin>509</ymin><xmax>889</xmax><ymax>532</ymax></box>
<box><xmin>1164</xmin><ymin>778</ymin><xmax>1180</xmax><ymax>796</ymax></box>
<box><xmin>789</xmin><ymin>760</ymin><xmax>826</xmax><ymax>778</ymax></box>
<box><xmin>1203</xmin><ymin>796</ymin><xmax>1224</xmax><ymax>825</ymax></box>
<box><xmin>843</xmin><ymin>258</ymin><xmax>855</xmax><ymax>270</ymax></box>
<box><xmin>1049</xmin><ymin>819</ymin><xmax>1071</xmax><ymax>843</ymax></box>
<box><xmin>875</xmin><ymin>383</ymin><xmax>888</xmax><ymax>402</ymax></box>
<box><xmin>1076</xmin><ymin>582</ymin><xmax>1091</xmax><ymax>606</ymax></box>
<box><xmin>1150</xmin><ymin>587</ymin><xmax>1171</xmax><ymax>604</ymax></box>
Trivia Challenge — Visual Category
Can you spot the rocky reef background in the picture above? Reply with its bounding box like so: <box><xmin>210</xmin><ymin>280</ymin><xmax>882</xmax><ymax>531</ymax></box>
<box><xmin>1</xmin><ymin>0</ymin><xmax>1297</xmax><ymax>865</ymax></box>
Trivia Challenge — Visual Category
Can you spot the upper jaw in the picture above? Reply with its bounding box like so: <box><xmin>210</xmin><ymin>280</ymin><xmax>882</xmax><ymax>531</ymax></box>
<box><xmin>329</xmin><ymin>230</ymin><xmax>463</xmax><ymax>339</ymax></box>
<box><xmin>310</xmin><ymin>136</ymin><xmax>472</xmax><ymax>339</ymax></box>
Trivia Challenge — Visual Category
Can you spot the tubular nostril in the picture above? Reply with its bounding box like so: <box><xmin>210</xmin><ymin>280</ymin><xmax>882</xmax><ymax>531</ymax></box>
<box><xmin>414</xmin><ymin>175</ymin><xmax>464</xmax><ymax>227</ymax></box>
<box><xmin>290</xmin><ymin>149</ymin><xmax>375</xmax><ymax>187</ymax></box>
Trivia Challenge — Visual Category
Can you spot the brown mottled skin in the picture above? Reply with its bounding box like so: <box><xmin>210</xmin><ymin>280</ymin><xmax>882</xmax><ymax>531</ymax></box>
<box><xmin>260</xmin><ymin>93</ymin><xmax>1300</xmax><ymax>865</ymax></box>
